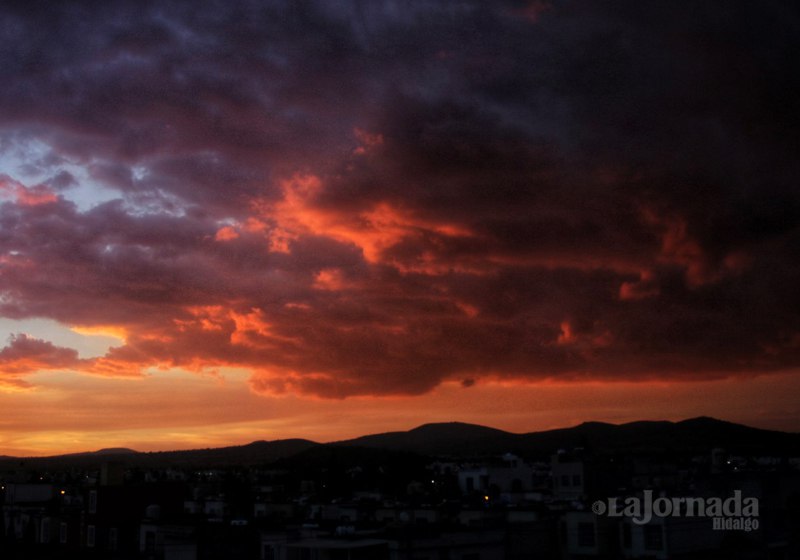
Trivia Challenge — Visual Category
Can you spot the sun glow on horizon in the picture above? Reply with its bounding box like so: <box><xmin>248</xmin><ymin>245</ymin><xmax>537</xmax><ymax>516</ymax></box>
<box><xmin>1</xmin><ymin>371</ymin><xmax>798</xmax><ymax>457</ymax></box>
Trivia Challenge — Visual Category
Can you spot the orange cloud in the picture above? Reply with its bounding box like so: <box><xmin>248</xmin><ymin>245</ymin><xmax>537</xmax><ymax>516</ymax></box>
<box><xmin>214</xmin><ymin>225</ymin><xmax>240</xmax><ymax>241</ymax></box>
<box><xmin>0</xmin><ymin>334</ymin><xmax>81</xmax><ymax>390</ymax></box>
<box><xmin>252</xmin><ymin>174</ymin><xmax>479</xmax><ymax>274</ymax></box>
<box><xmin>70</xmin><ymin>325</ymin><xmax>128</xmax><ymax>343</ymax></box>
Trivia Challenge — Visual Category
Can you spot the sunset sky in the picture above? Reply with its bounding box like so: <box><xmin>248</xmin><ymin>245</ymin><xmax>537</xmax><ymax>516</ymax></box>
<box><xmin>1</xmin><ymin>0</ymin><xmax>799</xmax><ymax>456</ymax></box>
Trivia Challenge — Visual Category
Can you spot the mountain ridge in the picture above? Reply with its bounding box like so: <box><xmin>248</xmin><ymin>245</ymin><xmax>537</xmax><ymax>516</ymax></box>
<box><xmin>1</xmin><ymin>418</ymin><xmax>797</xmax><ymax>469</ymax></box>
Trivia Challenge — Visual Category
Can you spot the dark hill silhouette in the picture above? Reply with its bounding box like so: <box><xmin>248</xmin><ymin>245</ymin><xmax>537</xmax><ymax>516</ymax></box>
<box><xmin>334</xmin><ymin>418</ymin><xmax>800</xmax><ymax>458</ymax></box>
<box><xmin>0</xmin><ymin>439</ymin><xmax>319</xmax><ymax>471</ymax></box>
<box><xmin>0</xmin><ymin>418</ymin><xmax>797</xmax><ymax>470</ymax></box>
<box><xmin>133</xmin><ymin>439</ymin><xmax>320</xmax><ymax>468</ymax></box>
<box><xmin>334</xmin><ymin>421</ymin><xmax>514</xmax><ymax>455</ymax></box>
<box><xmin>89</xmin><ymin>447</ymin><xmax>138</xmax><ymax>455</ymax></box>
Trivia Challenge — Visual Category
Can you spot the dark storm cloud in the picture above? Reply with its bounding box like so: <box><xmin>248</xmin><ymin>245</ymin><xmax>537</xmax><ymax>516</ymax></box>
<box><xmin>0</xmin><ymin>0</ymin><xmax>798</xmax><ymax>396</ymax></box>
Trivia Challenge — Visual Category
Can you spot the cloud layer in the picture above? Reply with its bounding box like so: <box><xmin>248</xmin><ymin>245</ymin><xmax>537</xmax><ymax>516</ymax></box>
<box><xmin>1</xmin><ymin>0</ymin><xmax>799</xmax><ymax>397</ymax></box>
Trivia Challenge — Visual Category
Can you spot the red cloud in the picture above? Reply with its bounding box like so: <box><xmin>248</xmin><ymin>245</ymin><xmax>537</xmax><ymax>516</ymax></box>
<box><xmin>0</xmin><ymin>175</ymin><xmax>59</xmax><ymax>206</ymax></box>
